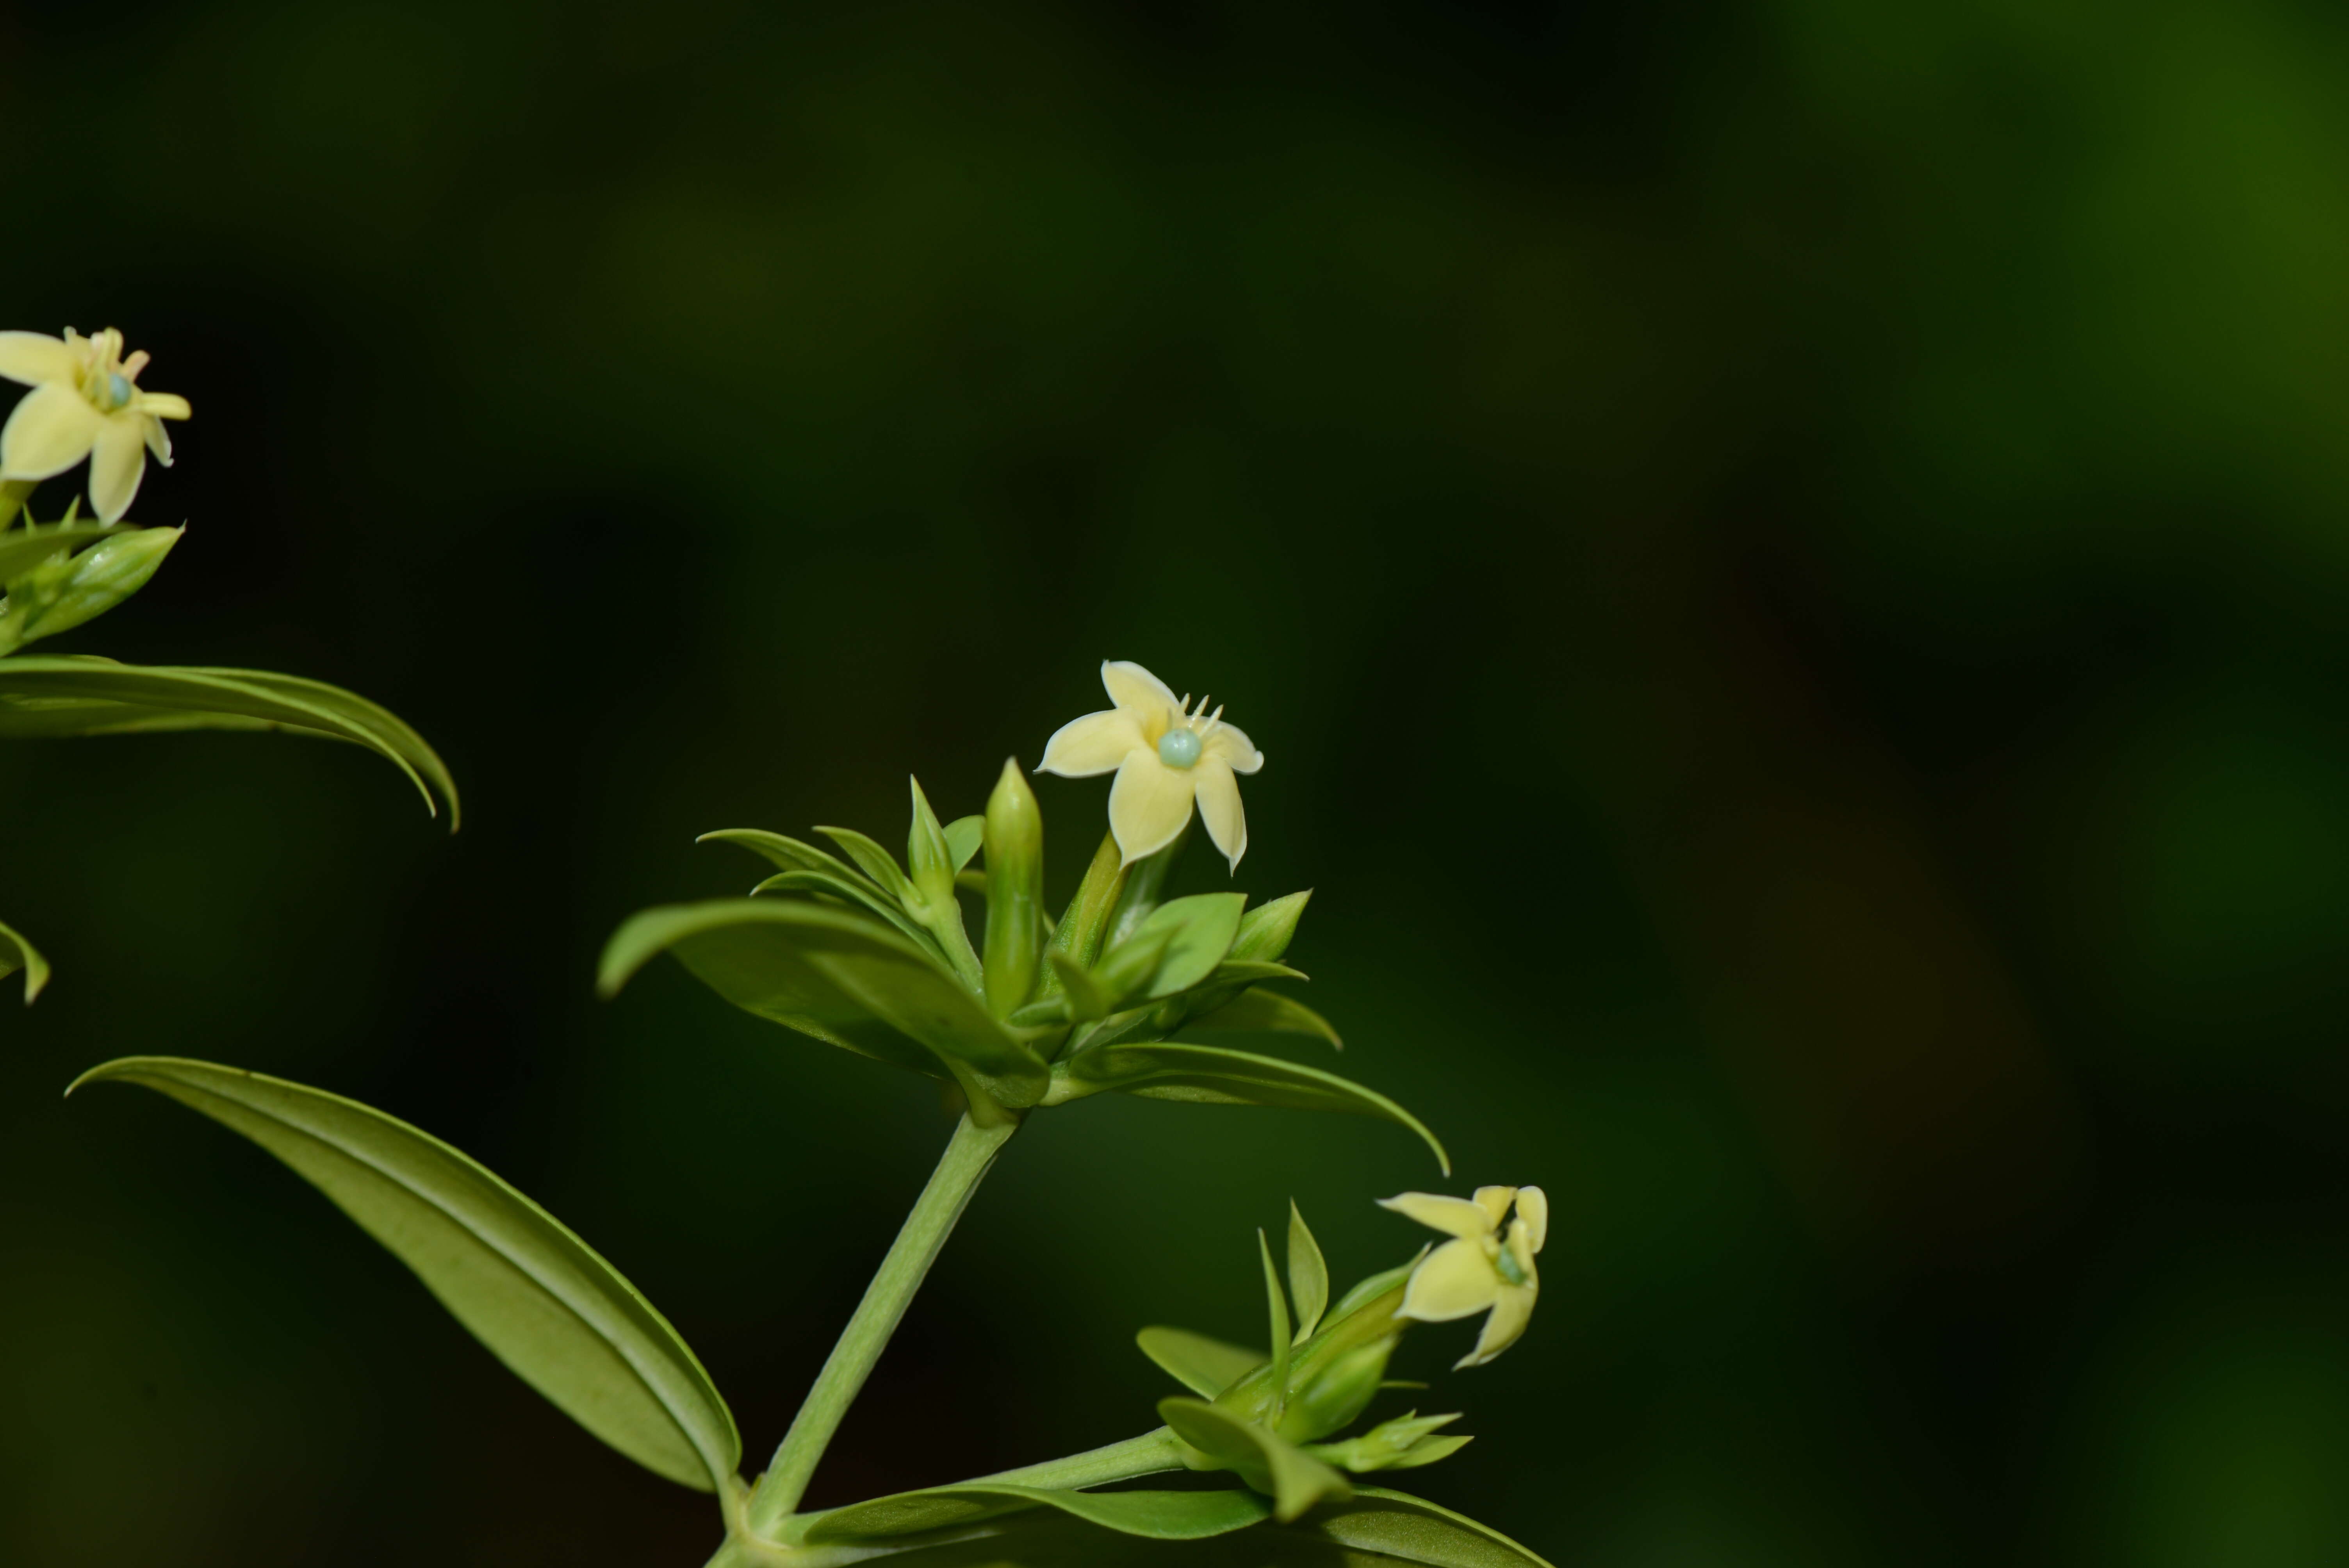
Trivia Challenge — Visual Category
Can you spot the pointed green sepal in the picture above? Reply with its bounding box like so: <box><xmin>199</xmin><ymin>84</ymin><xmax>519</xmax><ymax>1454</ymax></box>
<box><xmin>1288</xmin><ymin>1201</ymin><xmax>1330</xmax><ymax>1342</ymax></box>
<box><xmin>1158</xmin><ymin>1397</ymin><xmax>1354</xmax><ymax>1522</ymax></box>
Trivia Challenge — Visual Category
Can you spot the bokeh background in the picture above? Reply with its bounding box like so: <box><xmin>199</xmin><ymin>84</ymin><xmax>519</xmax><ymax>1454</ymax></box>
<box><xmin>5</xmin><ymin>0</ymin><xmax>2348</xmax><ymax>1562</ymax></box>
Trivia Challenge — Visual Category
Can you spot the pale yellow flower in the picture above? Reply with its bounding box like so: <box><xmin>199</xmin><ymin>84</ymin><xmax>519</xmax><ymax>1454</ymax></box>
<box><xmin>1038</xmin><ymin>660</ymin><xmax>1265</xmax><ymax>871</ymax></box>
<box><xmin>0</xmin><ymin>328</ymin><xmax>192</xmax><ymax>522</ymax></box>
<box><xmin>1379</xmin><ymin>1185</ymin><xmax>1546</xmax><ymax>1369</ymax></box>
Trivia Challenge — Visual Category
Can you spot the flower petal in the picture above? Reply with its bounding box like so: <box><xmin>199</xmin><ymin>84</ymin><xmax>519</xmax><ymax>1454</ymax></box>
<box><xmin>1396</xmin><ymin>1238</ymin><xmax>1501</xmax><ymax>1323</ymax></box>
<box><xmin>1378</xmin><ymin>1192</ymin><xmax>1497</xmax><ymax>1242</ymax></box>
<box><xmin>134</xmin><ymin>391</ymin><xmax>191</xmax><ymax>421</ymax></box>
<box><xmin>1202</xmin><ymin>719</ymin><xmax>1264</xmax><ymax>775</ymax></box>
<box><xmin>1193</xmin><ymin>755</ymin><xmax>1247</xmax><ymax>873</ymax></box>
<box><xmin>1107</xmin><ymin>750</ymin><xmax>1196</xmax><ymax>865</ymax></box>
<box><xmin>1101</xmin><ymin>660</ymin><xmax>1184</xmax><ymax>732</ymax></box>
<box><xmin>1471</xmin><ymin>1186</ymin><xmax>1517</xmax><ymax>1228</ymax></box>
<box><xmin>1456</xmin><ymin>1283</ymin><xmax>1536</xmax><ymax>1368</ymax></box>
<box><xmin>1038</xmin><ymin>708</ymin><xmax>1144</xmax><ymax>777</ymax></box>
<box><xmin>1515</xmin><ymin>1186</ymin><xmax>1547</xmax><ymax>1254</ymax></box>
<box><xmin>0</xmin><ymin>331</ymin><xmax>78</xmax><ymax>387</ymax></box>
<box><xmin>87</xmin><ymin>419</ymin><xmax>149</xmax><ymax>521</ymax></box>
<box><xmin>0</xmin><ymin>382</ymin><xmax>105</xmax><ymax>480</ymax></box>
<box><xmin>142</xmin><ymin>414</ymin><xmax>173</xmax><ymax>465</ymax></box>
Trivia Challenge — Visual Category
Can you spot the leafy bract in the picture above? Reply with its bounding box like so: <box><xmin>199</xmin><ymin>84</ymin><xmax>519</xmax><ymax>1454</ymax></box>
<box><xmin>1138</xmin><ymin>1325</ymin><xmax>1265</xmax><ymax>1397</ymax></box>
<box><xmin>1160</xmin><ymin>1397</ymin><xmax>1353</xmax><ymax>1521</ymax></box>
<box><xmin>1048</xmin><ymin>1042</ymin><xmax>1448</xmax><ymax>1173</ymax></box>
<box><xmin>0</xmin><ymin>916</ymin><xmax>49</xmax><ymax>1003</ymax></box>
<box><xmin>1232</xmin><ymin>891</ymin><xmax>1312</xmax><ymax>963</ymax></box>
<box><xmin>66</xmin><ymin>1057</ymin><xmax>739</xmax><ymax>1491</ymax></box>
<box><xmin>1295</xmin><ymin>1487</ymin><xmax>1558</xmax><ymax>1567</ymax></box>
<box><xmin>752</xmin><ymin>869</ymin><xmax>945</xmax><ymax>957</ymax></box>
<box><xmin>801</xmin><ymin>1483</ymin><xmax>1269</xmax><ymax>1545</ymax></box>
<box><xmin>1288</xmin><ymin>1203</ymin><xmax>1330</xmax><ymax>1343</ymax></box>
<box><xmin>699</xmin><ymin>828</ymin><xmax>867</xmax><ymax>882</ymax></box>
<box><xmin>1113</xmin><ymin>893</ymin><xmax>1246</xmax><ymax>1000</ymax></box>
<box><xmin>943</xmin><ymin>814</ymin><xmax>984</xmax><ymax>871</ymax></box>
<box><xmin>0</xmin><ymin>657</ymin><xmax>458</xmax><ymax>825</ymax></box>
<box><xmin>598</xmin><ymin>899</ymin><xmax>1048</xmax><ymax>1110</ymax></box>
<box><xmin>1184</xmin><ymin>988</ymin><xmax>1343</xmax><ymax>1049</ymax></box>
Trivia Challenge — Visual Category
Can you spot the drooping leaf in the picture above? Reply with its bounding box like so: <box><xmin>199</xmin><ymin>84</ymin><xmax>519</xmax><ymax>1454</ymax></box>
<box><xmin>67</xmin><ymin>1057</ymin><xmax>739</xmax><ymax>1491</ymax></box>
<box><xmin>800</xmin><ymin>1483</ymin><xmax>1270</xmax><ymax>1545</ymax></box>
<box><xmin>1286</xmin><ymin>1486</ymin><xmax>1558</xmax><ymax>1567</ymax></box>
<box><xmin>1137</xmin><ymin>1326</ymin><xmax>1265</xmax><ymax>1397</ymax></box>
<box><xmin>751</xmin><ymin>870</ymin><xmax>946</xmax><ymax>958</ymax></box>
<box><xmin>0</xmin><ymin>657</ymin><xmax>458</xmax><ymax>825</ymax></box>
<box><xmin>1183</xmin><ymin>988</ymin><xmax>1343</xmax><ymax>1050</ymax></box>
<box><xmin>1288</xmin><ymin>1202</ymin><xmax>1330</xmax><ymax>1343</ymax></box>
<box><xmin>1159</xmin><ymin>1397</ymin><xmax>1353</xmax><ymax>1522</ymax></box>
<box><xmin>599</xmin><ymin>899</ymin><xmax>1048</xmax><ymax>1109</ymax></box>
<box><xmin>1048</xmin><ymin>1042</ymin><xmax>1448</xmax><ymax>1173</ymax></box>
<box><xmin>0</xmin><ymin>915</ymin><xmax>50</xmax><ymax>1003</ymax></box>
<box><xmin>699</xmin><ymin>828</ymin><xmax>869</xmax><ymax>884</ymax></box>
<box><xmin>0</xmin><ymin>524</ymin><xmax>125</xmax><ymax>583</ymax></box>
<box><xmin>943</xmin><ymin>814</ymin><xmax>984</xmax><ymax>872</ymax></box>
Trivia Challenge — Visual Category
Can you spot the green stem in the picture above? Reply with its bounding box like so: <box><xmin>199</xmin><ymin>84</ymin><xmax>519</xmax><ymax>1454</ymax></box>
<box><xmin>743</xmin><ymin>1111</ymin><xmax>1021</xmax><ymax>1536</ymax></box>
<box><xmin>968</xmin><ymin>1425</ymin><xmax>1187</xmax><ymax>1490</ymax></box>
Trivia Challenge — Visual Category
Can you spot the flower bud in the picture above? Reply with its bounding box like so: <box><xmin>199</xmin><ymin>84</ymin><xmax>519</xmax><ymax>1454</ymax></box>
<box><xmin>982</xmin><ymin>759</ymin><xmax>1043</xmax><ymax>1017</ymax></box>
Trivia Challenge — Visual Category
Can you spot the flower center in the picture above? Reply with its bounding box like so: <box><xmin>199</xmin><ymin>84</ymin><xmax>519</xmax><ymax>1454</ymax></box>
<box><xmin>1494</xmin><ymin>1242</ymin><xmax>1529</xmax><ymax>1287</ymax></box>
<box><xmin>1157</xmin><ymin>727</ymin><xmax>1203</xmax><ymax>769</ymax></box>
<box><xmin>104</xmin><ymin>373</ymin><xmax>132</xmax><ymax>410</ymax></box>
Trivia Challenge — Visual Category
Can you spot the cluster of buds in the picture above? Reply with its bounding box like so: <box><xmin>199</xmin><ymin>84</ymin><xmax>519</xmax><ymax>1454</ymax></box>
<box><xmin>1142</xmin><ymin>1189</ymin><xmax>1546</xmax><ymax>1520</ymax></box>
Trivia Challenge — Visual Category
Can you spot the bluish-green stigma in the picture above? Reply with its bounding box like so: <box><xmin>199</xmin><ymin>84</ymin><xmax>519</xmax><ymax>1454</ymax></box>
<box><xmin>1158</xmin><ymin>727</ymin><xmax>1203</xmax><ymax>768</ymax></box>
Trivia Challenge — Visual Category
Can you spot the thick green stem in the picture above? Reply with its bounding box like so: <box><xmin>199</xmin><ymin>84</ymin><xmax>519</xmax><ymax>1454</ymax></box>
<box><xmin>743</xmin><ymin>1112</ymin><xmax>1020</xmax><ymax>1536</ymax></box>
<box><xmin>969</xmin><ymin>1425</ymin><xmax>1187</xmax><ymax>1490</ymax></box>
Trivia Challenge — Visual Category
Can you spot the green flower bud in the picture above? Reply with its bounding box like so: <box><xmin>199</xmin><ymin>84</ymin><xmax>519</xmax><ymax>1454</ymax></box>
<box><xmin>0</xmin><ymin>525</ymin><xmax>181</xmax><ymax>654</ymax></box>
<box><xmin>981</xmin><ymin>760</ymin><xmax>1043</xmax><ymax>1017</ymax></box>
<box><xmin>1308</xmin><ymin>1411</ymin><xmax>1471</xmax><ymax>1474</ymax></box>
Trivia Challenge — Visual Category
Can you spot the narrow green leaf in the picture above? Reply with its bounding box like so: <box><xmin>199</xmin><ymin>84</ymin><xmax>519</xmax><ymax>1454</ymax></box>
<box><xmin>801</xmin><ymin>1483</ymin><xmax>1270</xmax><ymax>1545</ymax></box>
<box><xmin>0</xmin><ymin>526</ymin><xmax>181</xmax><ymax>652</ymax></box>
<box><xmin>599</xmin><ymin>899</ymin><xmax>1048</xmax><ymax>1109</ymax></box>
<box><xmin>1288</xmin><ymin>1201</ymin><xmax>1329</xmax><ymax>1343</ymax></box>
<box><xmin>1329</xmin><ymin>1255</ymin><xmax>1426</xmax><ymax>1324</ymax></box>
<box><xmin>0</xmin><ymin>915</ymin><xmax>50</xmax><ymax>1003</ymax></box>
<box><xmin>906</xmin><ymin>777</ymin><xmax>956</xmax><ymax>904</ymax></box>
<box><xmin>698</xmin><ymin>828</ymin><xmax>868</xmax><ymax>884</ymax></box>
<box><xmin>1288</xmin><ymin>1486</ymin><xmax>1559</xmax><ymax>1567</ymax></box>
<box><xmin>67</xmin><ymin>1057</ymin><xmax>739</xmax><ymax>1491</ymax></box>
<box><xmin>1049</xmin><ymin>1042</ymin><xmax>1448</xmax><ymax>1173</ymax></box>
<box><xmin>0</xmin><ymin>658</ymin><xmax>458</xmax><ymax>825</ymax></box>
<box><xmin>1136</xmin><ymin>1326</ymin><xmax>1265</xmax><ymax>1397</ymax></box>
<box><xmin>1259</xmin><ymin>1229</ymin><xmax>1292</xmax><ymax>1410</ymax></box>
<box><xmin>1158</xmin><ymin>1397</ymin><xmax>1353</xmax><ymax>1522</ymax></box>
<box><xmin>749</xmin><ymin>870</ymin><xmax>948</xmax><ymax>957</ymax></box>
<box><xmin>1105</xmin><ymin>892</ymin><xmax>1246</xmax><ymax>1001</ymax></box>
<box><xmin>1231</xmin><ymin>891</ymin><xmax>1312</xmax><ymax>963</ymax></box>
<box><xmin>1205</xmin><ymin>959</ymin><xmax>1310</xmax><ymax>986</ymax></box>
<box><xmin>1183</xmin><ymin>988</ymin><xmax>1343</xmax><ymax>1050</ymax></box>
<box><xmin>1088</xmin><ymin>927</ymin><xmax>1173</xmax><ymax>1010</ymax></box>
<box><xmin>942</xmin><ymin>814</ymin><xmax>984</xmax><ymax>872</ymax></box>
<box><xmin>1103</xmin><ymin>825</ymin><xmax>1188</xmax><ymax>948</ymax></box>
<box><xmin>0</xmin><ymin>524</ymin><xmax>125</xmax><ymax>583</ymax></box>
<box><xmin>815</xmin><ymin>825</ymin><xmax>919</xmax><ymax>907</ymax></box>
<box><xmin>1038</xmin><ymin>830</ymin><xmax>1126</xmax><ymax>995</ymax></box>
<box><xmin>1045</xmin><ymin>949</ymin><xmax>1117</xmax><ymax>1022</ymax></box>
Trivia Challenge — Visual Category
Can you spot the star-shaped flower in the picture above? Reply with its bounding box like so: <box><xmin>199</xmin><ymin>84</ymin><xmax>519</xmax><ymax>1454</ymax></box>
<box><xmin>1038</xmin><ymin>660</ymin><xmax>1264</xmax><ymax>871</ymax></box>
<box><xmin>0</xmin><ymin>328</ymin><xmax>192</xmax><ymax>522</ymax></box>
<box><xmin>1379</xmin><ymin>1184</ymin><xmax>1546</xmax><ymax>1368</ymax></box>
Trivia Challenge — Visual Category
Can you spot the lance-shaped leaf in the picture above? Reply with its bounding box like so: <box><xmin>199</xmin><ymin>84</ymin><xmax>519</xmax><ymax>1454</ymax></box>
<box><xmin>1137</xmin><ymin>1326</ymin><xmax>1265</xmax><ymax>1398</ymax></box>
<box><xmin>816</xmin><ymin>825</ymin><xmax>921</xmax><ymax>909</ymax></box>
<box><xmin>751</xmin><ymin>870</ymin><xmax>946</xmax><ymax>959</ymax></box>
<box><xmin>599</xmin><ymin>899</ymin><xmax>1049</xmax><ymax>1110</ymax></box>
<box><xmin>942</xmin><ymin>814</ymin><xmax>984</xmax><ymax>871</ymax></box>
<box><xmin>818</xmin><ymin>1484</ymin><xmax>1558</xmax><ymax>1566</ymax></box>
<box><xmin>1159</xmin><ymin>1397</ymin><xmax>1353</xmax><ymax>1522</ymax></box>
<box><xmin>0</xmin><ymin>657</ymin><xmax>457</xmax><ymax>825</ymax></box>
<box><xmin>1288</xmin><ymin>1201</ymin><xmax>1330</xmax><ymax>1343</ymax></box>
<box><xmin>0</xmin><ymin>527</ymin><xmax>182</xmax><ymax>652</ymax></box>
<box><xmin>1108</xmin><ymin>892</ymin><xmax>1246</xmax><ymax>1001</ymax></box>
<box><xmin>66</xmin><ymin>1057</ymin><xmax>739</xmax><ymax>1491</ymax></box>
<box><xmin>800</xmin><ymin>1483</ymin><xmax>1270</xmax><ymax>1545</ymax></box>
<box><xmin>0</xmin><ymin>916</ymin><xmax>50</xmax><ymax>1003</ymax></box>
<box><xmin>1046</xmin><ymin>1042</ymin><xmax>1448</xmax><ymax>1173</ymax></box>
<box><xmin>1232</xmin><ymin>891</ymin><xmax>1311</xmax><ymax>963</ymax></box>
<box><xmin>699</xmin><ymin>828</ymin><xmax>870</xmax><ymax>884</ymax></box>
<box><xmin>1203</xmin><ymin>959</ymin><xmax>1309</xmax><ymax>987</ymax></box>
<box><xmin>1184</xmin><ymin>987</ymin><xmax>1343</xmax><ymax>1050</ymax></box>
<box><xmin>0</xmin><ymin>523</ymin><xmax>126</xmax><ymax>582</ymax></box>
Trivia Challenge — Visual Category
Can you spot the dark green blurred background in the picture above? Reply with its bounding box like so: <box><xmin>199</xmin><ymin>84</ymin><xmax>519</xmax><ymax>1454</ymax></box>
<box><xmin>6</xmin><ymin>0</ymin><xmax>2348</xmax><ymax>1561</ymax></box>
